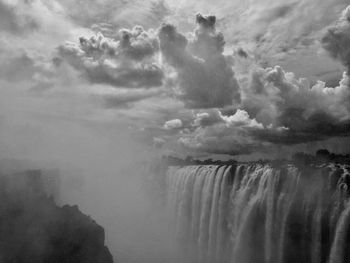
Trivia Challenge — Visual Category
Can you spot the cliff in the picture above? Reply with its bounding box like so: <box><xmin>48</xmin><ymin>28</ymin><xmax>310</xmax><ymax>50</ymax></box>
<box><xmin>0</xmin><ymin>167</ymin><xmax>114</xmax><ymax>263</ymax></box>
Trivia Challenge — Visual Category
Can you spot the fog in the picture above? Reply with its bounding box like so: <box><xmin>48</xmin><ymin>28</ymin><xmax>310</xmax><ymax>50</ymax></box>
<box><xmin>0</xmin><ymin>80</ymin><xmax>183</xmax><ymax>263</ymax></box>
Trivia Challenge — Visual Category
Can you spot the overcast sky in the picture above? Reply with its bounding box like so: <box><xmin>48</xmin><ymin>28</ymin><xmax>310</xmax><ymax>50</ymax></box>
<box><xmin>1</xmin><ymin>0</ymin><xmax>350</xmax><ymax>160</ymax></box>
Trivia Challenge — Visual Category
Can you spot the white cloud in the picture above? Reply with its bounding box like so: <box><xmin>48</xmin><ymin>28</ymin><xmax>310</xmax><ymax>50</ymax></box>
<box><xmin>164</xmin><ymin>119</ymin><xmax>183</xmax><ymax>130</ymax></box>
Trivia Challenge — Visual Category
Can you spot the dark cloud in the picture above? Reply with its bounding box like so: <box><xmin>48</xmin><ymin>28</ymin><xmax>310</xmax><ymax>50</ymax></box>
<box><xmin>158</xmin><ymin>14</ymin><xmax>241</xmax><ymax>108</ymax></box>
<box><xmin>253</xmin><ymin>109</ymin><xmax>350</xmax><ymax>145</ymax></box>
<box><xmin>119</xmin><ymin>27</ymin><xmax>159</xmax><ymax>60</ymax></box>
<box><xmin>167</xmin><ymin>64</ymin><xmax>350</xmax><ymax>155</ymax></box>
<box><xmin>52</xmin><ymin>6</ymin><xmax>350</xmax><ymax>156</ymax></box>
<box><xmin>177</xmin><ymin>109</ymin><xmax>266</xmax><ymax>156</ymax></box>
<box><xmin>236</xmin><ymin>48</ymin><xmax>249</xmax><ymax>59</ymax></box>
<box><xmin>245</xmin><ymin>65</ymin><xmax>350</xmax><ymax>142</ymax></box>
<box><xmin>153</xmin><ymin>7</ymin><xmax>350</xmax><ymax>156</ymax></box>
<box><xmin>57</xmin><ymin>27</ymin><xmax>163</xmax><ymax>89</ymax></box>
<box><xmin>195</xmin><ymin>13</ymin><xmax>216</xmax><ymax>29</ymax></box>
<box><xmin>242</xmin><ymin>66</ymin><xmax>350</xmax><ymax>125</ymax></box>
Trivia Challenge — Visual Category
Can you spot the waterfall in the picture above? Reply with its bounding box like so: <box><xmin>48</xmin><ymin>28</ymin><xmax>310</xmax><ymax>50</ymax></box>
<box><xmin>165</xmin><ymin>164</ymin><xmax>350</xmax><ymax>263</ymax></box>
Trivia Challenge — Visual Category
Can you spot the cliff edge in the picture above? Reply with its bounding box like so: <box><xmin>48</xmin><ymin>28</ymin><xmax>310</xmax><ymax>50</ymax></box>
<box><xmin>0</xmin><ymin>167</ymin><xmax>114</xmax><ymax>263</ymax></box>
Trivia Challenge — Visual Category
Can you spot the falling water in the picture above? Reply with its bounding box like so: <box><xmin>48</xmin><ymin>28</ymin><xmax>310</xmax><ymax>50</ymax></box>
<box><xmin>165</xmin><ymin>164</ymin><xmax>350</xmax><ymax>263</ymax></box>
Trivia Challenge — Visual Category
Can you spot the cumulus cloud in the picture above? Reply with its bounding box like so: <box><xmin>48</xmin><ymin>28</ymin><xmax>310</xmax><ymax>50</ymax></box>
<box><xmin>57</xmin><ymin>27</ymin><xmax>164</xmax><ymax>89</ymax></box>
<box><xmin>158</xmin><ymin>14</ymin><xmax>241</xmax><ymax>108</ymax></box>
<box><xmin>2</xmin><ymin>0</ymin><xmax>350</xmax><ymax>158</ymax></box>
<box><xmin>160</xmin><ymin>6</ymin><xmax>350</xmax><ymax>156</ymax></box>
<box><xmin>177</xmin><ymin>109</ymin><xmax>267</xmax><ymax>155</ymax></box>
<box><xmin>145</xmin><ymin>8</ymin><xmax>350</xmax><ymax>156</ymax></box>
<box><xmin>192</xmin><ymin>110</ymin><xmax>222</xmax><ymax>127</ymax></box>
<box><xmin>170</xmin><ymin>64</ymin><xmax>350</xmax><ymax>155</ymax></box>
<box><xmin>322</xmin><ymin>5</ymin><xmax>350</xmax><ymax>73</ymax></box>
<box><xmin>164</xmin><ymin>119</ymin><xmax>183</xmax><ymax>130</ymax></box>
<box><xmin>244</xmin><ymin>66</ymin><xmax>350</xmax><ymax>127</ymax></box>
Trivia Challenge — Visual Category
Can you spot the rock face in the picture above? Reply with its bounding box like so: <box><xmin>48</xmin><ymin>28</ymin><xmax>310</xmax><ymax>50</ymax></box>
<box><xmin>0</xmin><ymin>169</ymin><xmax>114</xmax><ymax>263</ymax></box>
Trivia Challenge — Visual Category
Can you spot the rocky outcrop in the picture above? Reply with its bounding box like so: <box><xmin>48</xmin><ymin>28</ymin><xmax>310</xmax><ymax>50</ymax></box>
<box><xmin>0</xmin><ymin>168</ymin><xmax>113</xmax><ymax>263</ymax></box>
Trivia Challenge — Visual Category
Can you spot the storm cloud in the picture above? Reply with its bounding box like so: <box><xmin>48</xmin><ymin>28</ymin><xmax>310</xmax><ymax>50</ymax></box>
<box><xmin>1</xmin><ymin>1</ymin><xmax>350</xmax><ymax>158</ymax></box>
<box><xmin>172</xmin><ymin>64</ymin><xmax>350</xmax><ymax>155</ymax></box>
<box><xmin>158</xmin><ymin>14</ymin><xmax>241</xmax><ymax>108</ymax></box>
<box><xmin>157</xmin><ymin>7</ymin><xmax>350</xmax><ymax>156</ymax></box>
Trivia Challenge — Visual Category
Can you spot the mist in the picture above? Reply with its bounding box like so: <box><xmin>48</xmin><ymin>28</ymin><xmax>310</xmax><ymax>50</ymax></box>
<box><xmin>0</xmin><ymin>1</ymin><xmax>181</xmax><ymax>261</ymax></box>
<box><xmin>0</xmin><ymin>77</ymin><xmax>182</xmax><ymax>263</ymax></box>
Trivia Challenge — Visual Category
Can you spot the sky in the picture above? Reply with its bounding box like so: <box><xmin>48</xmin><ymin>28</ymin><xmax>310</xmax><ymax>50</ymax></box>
<box><xmin>1</xmin><ymin>0</ymin><xmax>350</xmax><ymax>160</ymax></box>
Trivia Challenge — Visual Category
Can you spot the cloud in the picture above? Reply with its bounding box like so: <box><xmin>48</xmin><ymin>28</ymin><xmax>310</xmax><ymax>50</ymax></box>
<box><xmin>192</xmin><ymin>110</ymin><xmax>222</xmax><ymax>127</ymax></box>
<box><xmin>151</xmin><ymin>8</ymin><xmax>350</xmax><ymax>156</ymax></box>
<box><xmin>163</xmin><ymin>119</ymin><xmax>183</xmax><ymax>130</ymax></box>
<box><xmin>166</xmin><ymin>0</ymin><xmax>350</xmax><ymax>83</ymax></box>
<box><xmin>171</xmin><ymin>63</ymin><xmax>350</xmax><ymax>155</ymax></box>
<box><xmin>0</xmin><ymin>0</ymin><xmax>84</xmax><ymax>64</ymax></box>
<box><xmin>322</xmin><ymin>5</ymin><xmax>350</xmax><ymax>73</ymax></box>
<box><xmin>243</xmin><ymin>66</ymin><xmax>350</xmax><ymax>127</ymax></box>
<box><xmin>0</xmin><ymin>0</ymin><xmax>39</xmax><ymax>34</ymax></box>
<box><xmin>158</xmin><ymin>14</ymin><xmax>241</xmax><ymax>108</ymax></box>
<box><xmin>2</xmin><ymin>1</ymin><xmax>350</xmax><ymax>158</ymax></box>
<box><xmin>239</xmin><ymin>64</ymin><xmax>350</xmax><ymax>150</ymax></box>
<box><xmin>57</xmin><ymin>27</ymin><xmax>164</xmax><ymax>89</ymax></box>
<box><xmin>118</xmin><ymin>27</ymin><xmax>160</xmax><ymax>60</ymax></box>
<box><xmin>0</xmin><ymin>53</ymin><xmax>38</xmax><ymax>82</ymax></box>
<box><xmin>177</xmin><ymin>109</ymin><xmax>267</xmax><ymax>155</ymax></box>
<box><xmin>59</xmin><ymin>0</ymin><xmax>170</xmax><ymax>29</ymax></box>
<box><xmin>100</xmin><ymin>88</ymin><xmax>162</xmax><ymax>109</ymax></box>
